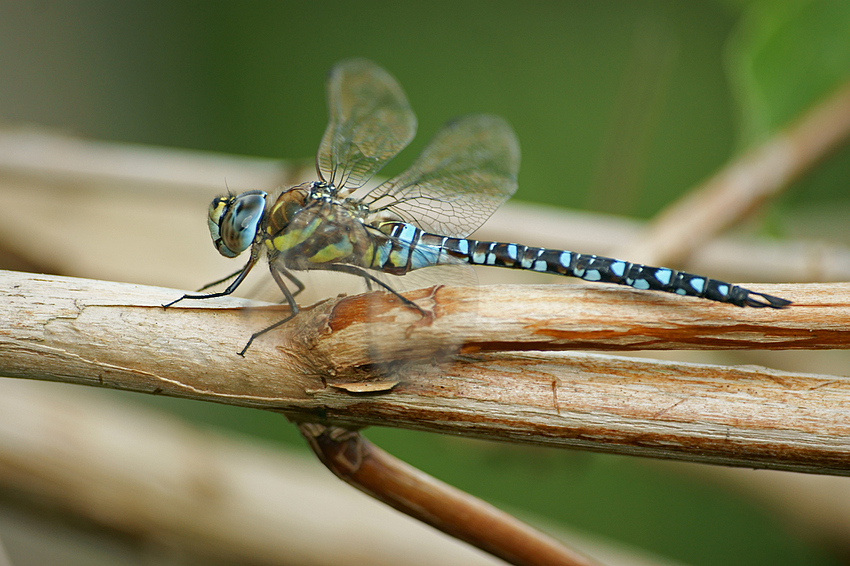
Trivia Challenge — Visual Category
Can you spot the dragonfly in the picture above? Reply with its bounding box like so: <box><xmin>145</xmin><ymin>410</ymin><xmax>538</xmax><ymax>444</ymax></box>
<box><xmin>167</xmin><ymin>58</ymin><xmax>791</xmax><ymax>355</ymax></box>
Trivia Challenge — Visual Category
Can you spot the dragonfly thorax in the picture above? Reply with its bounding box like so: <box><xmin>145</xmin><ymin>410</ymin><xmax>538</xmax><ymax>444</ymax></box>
<box><xmin>306</xmin><ymin>181</ymin><xmax>371</xmax><ymax>219</ymax></box>
<box><xmin>266</xmin><ymin>185</ymin><xmax>313</xmax><ymax>236</ymax></box>
<box><xmin>308</xmin><ymin>181</ymin><xmax>337</xmax><ymax>202</ymax></box>
<box><xmin>208</xmin><ymin>190</ymin><xmax>268</xmax><ymax>258</ymax></box>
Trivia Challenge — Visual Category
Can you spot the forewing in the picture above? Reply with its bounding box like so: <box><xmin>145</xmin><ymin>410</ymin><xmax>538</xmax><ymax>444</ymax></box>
<box><xmin>316</xmin><ymin>59</ymin><xmax>417</xmax><ymax>191</ymax></box>
<box><xmin>363</xmin><ymin>115</ymin><xmax>520</xmax><ymax>238</ymax></box>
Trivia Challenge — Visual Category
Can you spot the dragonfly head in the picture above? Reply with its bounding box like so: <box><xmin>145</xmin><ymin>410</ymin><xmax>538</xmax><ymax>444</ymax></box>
<box><xmin>208</xmin><ymin>190</ymin><xmax>268</xmax><ymax>258</ymax></box>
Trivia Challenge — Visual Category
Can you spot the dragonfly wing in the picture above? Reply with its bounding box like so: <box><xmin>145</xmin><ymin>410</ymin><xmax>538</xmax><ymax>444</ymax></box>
<box><xmin>316</xmin><ymin>59</ymin><xmax>417</xmax><ymax>191</ymax></box>
<box><xmin>363</xmin><ymin>115</ymin><xmax>520</xmax><ymax>238</ymax></box>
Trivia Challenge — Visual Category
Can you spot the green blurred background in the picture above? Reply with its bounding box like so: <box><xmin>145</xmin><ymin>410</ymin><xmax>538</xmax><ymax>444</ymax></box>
<box><xmin>3</xmin><ymin>1</ymin><xmax>849</xmax><ymax>218</ymax></box>
<box><xmin>2</xmin><ymin>1</ymin><xmax>849</xmax><ymax>565</ymax></box>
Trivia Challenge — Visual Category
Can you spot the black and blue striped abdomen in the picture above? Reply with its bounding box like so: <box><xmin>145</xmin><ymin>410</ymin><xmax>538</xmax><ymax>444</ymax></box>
<box><xmin>373</xmin><ymin>222</ymin><xmax>790</xmax><ymax>308</ymax></box>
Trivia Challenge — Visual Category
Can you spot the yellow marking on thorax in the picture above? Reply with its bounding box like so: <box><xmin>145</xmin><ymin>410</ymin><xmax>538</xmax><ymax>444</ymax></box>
<box><xmin>362</xmin><ymin>240</ymin><xmax>375</xmax><ymax>265</ymax></box>
<box><xmin>270</xmin><ymin>217</ymin><xmax>322</xmax><ymax>252</ymax></box>
<box><xmin>388</xmin><ymin>248</ymin><xmax>410</xmax><ymax>268</ymax></box>
<box><xmin>308</xmin><ymin>240</ymin><xmax>353</xmax><ymax>263</ymax></box>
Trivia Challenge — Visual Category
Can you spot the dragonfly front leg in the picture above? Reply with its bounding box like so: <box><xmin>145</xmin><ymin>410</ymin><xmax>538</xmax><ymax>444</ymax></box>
<box><xmin>194</xmin><ymin>268</ymin><xmax>244</xmax><ymax>293</ymax></box>
<box><xmin>163</xmin><ymin>256</ymin><xmax>257</xmax><ymax>308</ymax></box>
<box><xmin>196</xmin><ymin>256</ymin><xmax>304</xmax><ymax>298</ymax></box>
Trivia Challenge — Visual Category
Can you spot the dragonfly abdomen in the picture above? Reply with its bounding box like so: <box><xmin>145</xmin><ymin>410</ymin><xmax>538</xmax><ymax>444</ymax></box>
<box><xmin>377</xmin><ymin>223</ymin><xmax>789</xmax><ymax>309</ymax></box>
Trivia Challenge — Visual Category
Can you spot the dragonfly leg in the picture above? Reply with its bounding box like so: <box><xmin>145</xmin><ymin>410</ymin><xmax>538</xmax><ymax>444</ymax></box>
<box><xmin>236</xmin><ymin>266</ymin><xmax>301</xmax><ymax>356</ymax></box>
<box><xmin>323</xmin><ymin>264</ymin><xmax>426</xmax><ymax>316</ymax></box>
<box><xmin>163</xmin><ymin>256</ymin><xmax>257</xmax><ymax>308</ymax></box>
<box><xmin>195</xmin><ymin>268</ymin><xmax>244</xmax><ymax>293</ymax></box>
<box><xmin>276</xmin><ymin>266</ymin><xmax>306</xmax><ymax>298</ymax></box>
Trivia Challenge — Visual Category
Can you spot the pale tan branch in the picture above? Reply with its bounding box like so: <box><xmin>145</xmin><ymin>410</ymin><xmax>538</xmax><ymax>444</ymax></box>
<box><xmin>616</xmin><ymin>79</ymin><xmax>850</xmax><ymax>266</ymax></box>
<box><xmin>0</xmin><ymin>127</ymin><xmax>299</xmax><ymax>195</ymax></box>
<box><xmin>2</xmin><ymin>271</ymin><xmax>848</xmax><ymax>475</ymax></box>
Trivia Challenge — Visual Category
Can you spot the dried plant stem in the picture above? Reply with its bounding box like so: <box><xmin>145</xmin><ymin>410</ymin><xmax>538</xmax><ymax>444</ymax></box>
<box><xmin>2</xmin><ymin>270</ymin><xmax>848</xmax><ymax>475</ymax></box>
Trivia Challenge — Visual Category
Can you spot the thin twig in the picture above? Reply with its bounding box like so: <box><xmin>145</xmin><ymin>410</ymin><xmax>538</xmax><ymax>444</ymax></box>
<box><xmin>2</xmin><ymin>271</ymin><xmax>847</xmax><ymax>475</ymax></box>
<box><xmin>299</xmin><ymin>424</ymin><xmax>599</xmax><ymax>566</ymax></box>
<box><xmin>615</xmin><ymin>79</ymin><xmax>850</xmax><ymax>266</ymax></box>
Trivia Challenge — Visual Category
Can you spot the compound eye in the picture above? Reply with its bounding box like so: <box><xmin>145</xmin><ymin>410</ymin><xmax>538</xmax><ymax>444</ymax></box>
<box><xmin>207</xmin><ymin>191</ymin><xmax>267</xmax><ymax>258</ymax></box>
